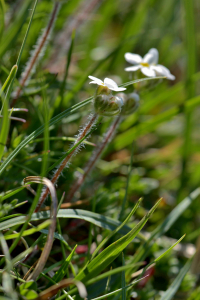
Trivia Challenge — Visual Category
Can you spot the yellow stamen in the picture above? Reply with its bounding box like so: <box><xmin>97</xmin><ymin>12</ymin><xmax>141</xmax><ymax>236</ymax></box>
<box><xmin>140</xmin><ymin>62</ymin><xmax>150</xmax><ymax>67</ymax></box>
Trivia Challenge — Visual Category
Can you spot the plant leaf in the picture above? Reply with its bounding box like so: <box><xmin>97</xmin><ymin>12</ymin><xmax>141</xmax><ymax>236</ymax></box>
<box><xmin>160</xmin><ymin>257</ymin><xmax>193</xmax><ymax>300</ymax></box>
<box><xmin>0</xmin><ymin>209</ymin><xmax>132</xmax><ymax>234</ymax></box>
<box><xmin>75</xmin><ymin>199</ymin><xmax>162</xmax><ymax>283</ymax></box>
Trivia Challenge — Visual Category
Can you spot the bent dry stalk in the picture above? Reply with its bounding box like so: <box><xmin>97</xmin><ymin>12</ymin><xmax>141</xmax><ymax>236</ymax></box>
<box><xmin>35</xmin><ymin>113</ymin><xmax>98</xmax><ymax>212</ymax></box>
<box><xmin>65</xmin><ymin>115</ymin><xmax>122</xmax><ymax>202</ymax></box>
<box><xmin>11</xmin><ymin>1</ymin><xmax>61</xmax><ymax>107</ymax></box>
<box><xmin>23</xmin><ymin>176</ymin><xmax>58</xmax><ymax>281</ymax></box>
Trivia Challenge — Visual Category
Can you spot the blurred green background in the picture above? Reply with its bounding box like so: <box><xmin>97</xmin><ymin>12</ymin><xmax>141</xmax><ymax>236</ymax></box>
<box><xmin>0</xmin><ymin>0</ymin><xmax>200</xmax><ymax>299</ymax></box>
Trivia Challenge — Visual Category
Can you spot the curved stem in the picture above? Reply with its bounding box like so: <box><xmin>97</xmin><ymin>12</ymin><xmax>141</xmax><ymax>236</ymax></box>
<box><xmin>24</xmin><ymin>176</ymin><xmax>58</xmax><ymax>281</ymax></box>
<box><xmin>35</xmin><ymin>113</ymin><xmax>98</xmax><ymax>212</ymax></box>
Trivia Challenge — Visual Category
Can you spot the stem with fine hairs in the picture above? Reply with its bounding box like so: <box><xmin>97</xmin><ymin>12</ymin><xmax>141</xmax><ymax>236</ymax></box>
<box><xmin>35</xmin><ymin>113</ymin><xmax>98</xmax><ymax>212</ymax></box>
<box><xmin>65</xmin><ymin>115</ymin><xmax>122</xmax><ymax>203</ymax></box>
<box><xmin>11</xmin><ymin>1</ymin><xmax>61</xmax><ymax>107</ymax></box>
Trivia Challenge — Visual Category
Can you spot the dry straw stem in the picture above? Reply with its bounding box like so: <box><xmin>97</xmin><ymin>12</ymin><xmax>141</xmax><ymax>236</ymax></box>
<box><xmin>0</xmin><ymin>115</ymin><xmax>26</xmax><ymax>123</ymax></box>
<box><xmin>23</xmin><ymin>176</ymin><xmax>58</xmax><ymax>281</ymax></box>
<box><xmin>35</xmin><ymin>279</ymin><xmax>87</xmax><ymax>300</ymax></box>
<box><xmin>41</xmin><ymin>199</ymin><xmax>89</xmax><ymax>211</ymax></box>
<box><xmin>11</xmin><ymin>1</ymin><xmax>61</xmax><ymax>107</ymax></box>
<box><xmin>36</xmin><ymin>113</ymin><xmax>98</xmax><ymax>212</ymax></box>
<box><xmin>48</xmin><ymin>0</ymin><xmax>103</xmax><ymax>72</ymax></box>
<box><xmin>65</xmin><ymin>115</ymin><xmax>122</xmax><ymax>202</ymax></box>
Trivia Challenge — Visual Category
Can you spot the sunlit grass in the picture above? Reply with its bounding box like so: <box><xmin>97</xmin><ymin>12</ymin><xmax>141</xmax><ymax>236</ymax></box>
<box><xmin>0</xmin><ymin>0</ymin><xmax>199</xmax><ymax>299</ymax></box>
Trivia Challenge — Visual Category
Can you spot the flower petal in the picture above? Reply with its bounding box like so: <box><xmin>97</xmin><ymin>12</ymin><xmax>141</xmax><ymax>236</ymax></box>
<box><xmin>141</xmin><ymin>67</ymin><xmax>156</xmax><ymax>77</ymax></box>
<box><xmin>166</xmin><ymin>73</ymin><xmax>175</xmax><ymax>80</ymax></box>
<box><xmin>104</xmin><ymin>77</ymin><xmax>118</xmax><ymax>89</ymax></box>
<box><xmin>143</xmin><ymin>53</ymin><xmax>154</xmax><ymax>65</ymax></box>
<box><xmin>88</xmin><ymin>75</ymin><xmax>103</xmax><ymax>85</ymax></box>
<box><xmin>124</xmin><ymin>53</ymin><xmax>142</xmax><ymax>64</ymax></box>
<box><xmin>152</xmin><ymin>65</ymin><xmax>175</xmax><ymax>80</ymax></box>
<box><xmin>114</xmin><ymin>86</ymin><xmax>127</xmax><ymax>91</ymax></box>
<box><xmin>125</xmin><ymin>65</ymin><xmax>141</xmax><ymax>72</ymax></box>
<box><xmin>104</xmin><ymin>78</ymin><xmax>126</xmax><ymax>91</ymax></box>
<box><xmin>147</xmin><ymin>48</ymin><xmax>159</xmax><ymax>64</ymax></box>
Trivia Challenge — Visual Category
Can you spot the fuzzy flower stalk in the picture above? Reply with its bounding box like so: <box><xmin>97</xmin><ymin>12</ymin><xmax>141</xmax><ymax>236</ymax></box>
<box><xmin>35</xmin><ymin>76</ymin><xmax>126</xmax><ymax>212</ymax></box>
<box><xmin>65</xmin><ymin>92</ymin><xmax>139</xmax><ymax>203</ymax></box>
<box><xmin>11</xmin><ymin>1</ymin><xmax>61</xmax><ymax>107</ymax></box>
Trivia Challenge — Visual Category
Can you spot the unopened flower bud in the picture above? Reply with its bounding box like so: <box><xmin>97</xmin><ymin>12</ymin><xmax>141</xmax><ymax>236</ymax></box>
<box><xmin>95</xmin><ymin>85</ymin><xmax>112</xmax><ymax>96</ymax></box>
<box><xmin>94</xmin><ymin>94</ymin><xmax>123</xmax><ymax>116</ymax></box>
<box><xmin>117</xmin><ymin>92</ymin><xmax>139</xmax><ymax>115</ymax></box>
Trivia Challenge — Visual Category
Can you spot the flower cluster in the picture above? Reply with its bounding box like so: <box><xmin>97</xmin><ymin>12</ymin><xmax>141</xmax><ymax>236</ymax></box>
<box><xmin>88</xmin><ymin>48</ymin><xmax>175</xmax><ymax>116</ymax></box>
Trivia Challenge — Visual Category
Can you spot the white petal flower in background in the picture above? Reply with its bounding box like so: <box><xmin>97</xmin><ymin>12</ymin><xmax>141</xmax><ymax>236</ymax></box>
<box><xmin>88</xmin><ymin>76</ymin><xmax>126</xmax><ymax>91</ymax></box>
<box><xmin>124</xmin><ymin>48</ymin><xmax>175</xmax><ymax>80</ymax></box>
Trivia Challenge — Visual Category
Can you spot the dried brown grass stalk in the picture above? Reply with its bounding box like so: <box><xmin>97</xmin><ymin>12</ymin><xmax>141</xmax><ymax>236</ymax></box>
<box><xmin>35</xmin><ymin>278</ymin><xmax>87</xmax><ymax>300</ymax></box>
<box><xmin>23</xmin><ymin>176</ymin><xmax>57</xmax><ymax>281</ymax></box>
<box><xmin>11</xmin><ymin>1</ymin><xmax>60</xmax><ymax>107</ymax></box>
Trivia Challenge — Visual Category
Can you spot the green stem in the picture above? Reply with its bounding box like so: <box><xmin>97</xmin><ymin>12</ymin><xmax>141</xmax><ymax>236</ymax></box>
<box><xmin>178</xmin><ymin>0</ymin><xmax>196</xmax><ymax>201</ymax></box>
<box><xmin>119</xmin><ymin>141</ymin><xmax>134</xmax><ymax>221</ymax></box>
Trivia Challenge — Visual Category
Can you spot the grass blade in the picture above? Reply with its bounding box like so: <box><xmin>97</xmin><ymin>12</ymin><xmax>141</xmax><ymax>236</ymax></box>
<box><xmin>178</xmin><ymin>0</ymin><xmax>196</xmax><ymax>201</ymax></box>
<box><xmin>0</xmin><ymin>0</ymin><xmax>33</xmax><ymax>58</ymax></box>
<box><xmin>75</xmin><ymin>199</ymin><xmax>162</xmax><ymax>283</ymax></box>
<box><xmin>160</xmin><ymin>257</ymin><xmax>193</xmax><ymax>300</ymax></box>
<box><xmin>50</xmin><ymin>245</ymin><xmax>77</xmax><ymax>284</ymax></box>
<box><xmin>0</xmin><ymin>209</ymin><xmax>132</xmax><ymax>234</ymax></box>
<box><xmin>0</xmin><ymin>97</ymin><xmax>92</xmax><ymax>175</ymax></box>
<box><xmin>0</xmin><ymin>65</ymin><xmax>17</xmax><ymax>161</ymax></box>
<box><xmin>91</xmin><ymin>198</ymin><xmax>142</xmax><ymax>260</ymax></box>
<box><xmin>121</xmin><ymin>252</ymin><xmax>126</xmax><ymax>300</ymax></box>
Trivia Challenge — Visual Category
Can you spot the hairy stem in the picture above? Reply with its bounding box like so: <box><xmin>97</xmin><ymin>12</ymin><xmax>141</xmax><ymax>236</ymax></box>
<box><xmin>11</xmin><ymin>1</ymin><xmax>60</xmax><ymax>107</ymax></box>
<box><xmin>35</xmin><ymin>113</ymin><xmax>98</xmax><ymax>212</ymax></box>
<box><xmin>48</xmin><ymin>0</ymin><xmax>103</xmax><ymax>72</ymax></box>
<box><xmin>65</xmin><ymin>115</ymin><xmax>121</xmax><ymax>202</ymax></box>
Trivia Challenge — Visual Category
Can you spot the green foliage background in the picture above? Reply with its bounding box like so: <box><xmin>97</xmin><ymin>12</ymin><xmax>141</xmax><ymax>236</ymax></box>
<box><xmin>0</xmin><ymin>0</ymin><xmax>200</xmax><ymax>299</ymax></box>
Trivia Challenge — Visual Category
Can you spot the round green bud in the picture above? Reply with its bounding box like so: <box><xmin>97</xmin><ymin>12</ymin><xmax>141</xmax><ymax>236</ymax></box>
<box><xmin>95</xmin><ymin>85</ymin><xmax>112</xmax><ymax>96</ymax></box>
<box><xmin>117</xmin><ymin>92</ymin><xmax>139</xmax><ymax>115</ymax></box>
<box><xmin>93</xmin><ymin>94</ymin><xmax>123</xmax><ymax>116</ymax></box>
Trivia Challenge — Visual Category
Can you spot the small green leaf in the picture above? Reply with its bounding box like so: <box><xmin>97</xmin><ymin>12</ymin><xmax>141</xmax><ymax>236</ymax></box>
<box><xmin>1</xmin><ymin>65</ymin><xmax>18</xmax><ymax>94</ymax></box>
<box><xmin>12</xmin><ymin>134</ymin><xmax>24</xmax><ymax>148</ymax></box>
<box><xmin>20</xmin><ymin>289</ymin><xmax>38</xmax><ymax>299</ymax></box>
<box><xmin>10</xmin><ymin>199</ymin><xmax>18</xmax><ymax>206</ymax></box>
<box><xmin>19</xmin><ymin>280</ymin><xmax>37</xmax><ymax>292</ymax></box>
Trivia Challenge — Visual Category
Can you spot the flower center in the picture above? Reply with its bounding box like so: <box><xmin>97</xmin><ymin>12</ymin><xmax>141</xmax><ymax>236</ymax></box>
<box><xmin>140</xmin><ymin>62</ymin><xmax>150</xmax><ymax>67</ymax></box>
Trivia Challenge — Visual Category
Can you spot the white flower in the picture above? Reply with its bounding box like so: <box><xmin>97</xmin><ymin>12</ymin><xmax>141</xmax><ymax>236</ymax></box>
<box><xmin>124</xmin><ymin>48</ymin><xmax>175</xmax><ymax>80</ymax></box>
<box><xmin>88</xmin><ymin>75</ymin><xmax>126</xmax><ymax>91</ymax></box>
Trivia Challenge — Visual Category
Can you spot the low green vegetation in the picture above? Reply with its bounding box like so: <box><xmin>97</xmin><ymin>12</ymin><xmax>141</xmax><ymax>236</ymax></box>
<box><xmin>0</xmin><ymin>0</ymin><xmax>199</xmax><ymax>299</ymax></box>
